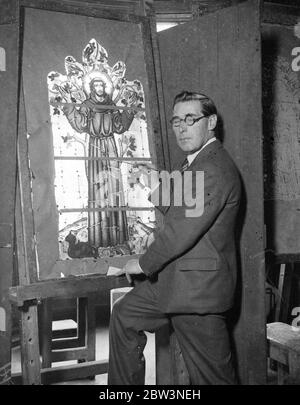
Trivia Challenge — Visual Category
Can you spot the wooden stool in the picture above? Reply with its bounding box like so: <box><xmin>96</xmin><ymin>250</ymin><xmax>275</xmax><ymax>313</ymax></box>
<box><xmin>267</xmin><ymin>322</ymin><xmax>300</xmax><ymax>384</ymax></box>
<box><xmin>10</xmin><ymin>275</ymin><xmax>129</xmax><ymax>384</ymax></box>
<box><xmin>39</xmin><ymin>297</ymin><xmax>96</xmax><ymax>373</ymax></box>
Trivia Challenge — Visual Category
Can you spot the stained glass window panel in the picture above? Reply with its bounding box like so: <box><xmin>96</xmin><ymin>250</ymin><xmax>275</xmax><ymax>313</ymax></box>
<box><xmin>47</xmin><ymin>38</ymin><xmax>156</xmax><ymax>260</ymax></box>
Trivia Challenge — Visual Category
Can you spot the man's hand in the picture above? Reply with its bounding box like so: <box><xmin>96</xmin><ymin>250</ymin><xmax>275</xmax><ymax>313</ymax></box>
<box><xmin>122</xmin><ymin>258</ymin><xmax>144</xmax><ymax>284</ymax></box>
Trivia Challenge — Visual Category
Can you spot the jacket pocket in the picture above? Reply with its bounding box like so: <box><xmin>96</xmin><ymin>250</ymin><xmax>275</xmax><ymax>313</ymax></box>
<box><xmin>175</xmin><ymin>257</ymin><xmax>219</xmax><ymax>271</ymax></box>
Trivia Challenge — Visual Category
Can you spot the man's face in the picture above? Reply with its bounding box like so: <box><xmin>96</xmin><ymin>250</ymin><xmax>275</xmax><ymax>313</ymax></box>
<box><xmin>93</xmin><ymin>80</ymin><xmax>105</xmax><ymax>96</ymax></box>
<box><xmin>172</xmin><ymin>100</ymin><xmax>214</xmax><ymax>154</ymax></box>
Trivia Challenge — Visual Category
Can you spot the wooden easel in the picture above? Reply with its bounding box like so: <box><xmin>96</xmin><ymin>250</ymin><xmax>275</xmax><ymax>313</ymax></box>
<box><xmin>8</xmin><ymin>0</ymin><xmax>172</xmax><ymax>385</ymax></box>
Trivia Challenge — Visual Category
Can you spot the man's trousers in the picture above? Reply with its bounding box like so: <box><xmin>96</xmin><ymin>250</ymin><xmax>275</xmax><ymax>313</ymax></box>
<box><xmin>108</xmin><ymin>279</ymin><xmax>237</xmax><ymax>385</ymax></box>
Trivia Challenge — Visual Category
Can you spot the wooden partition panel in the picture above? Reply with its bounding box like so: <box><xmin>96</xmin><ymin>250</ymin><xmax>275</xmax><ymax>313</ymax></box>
<box><xmin>262</xmin><ymin>7</ymin><xmax>300</xmax><ymax>256</ymax></box>
<box><xmin>158</xmin><ymin>0</ymin><xmax>266</xmax><ymax>384</ymax></box>
<box><xmin>0</xmin><ymin>3</ymin><xmax>19</xmax><ymax>383</ymax></box>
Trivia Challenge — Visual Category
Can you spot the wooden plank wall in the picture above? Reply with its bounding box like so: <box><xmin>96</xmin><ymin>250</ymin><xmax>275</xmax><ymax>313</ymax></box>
<box><xmin>0</xmin><ymin>0</ymin><xmax>19</xmax><ymax>385</ymax></box>
<box><xmin>262</xmin><ymin>4</ymin><xmax>300</xmax><ymax>256</ymax></box>
<box><xmin>158</xmin><ymin>0</ymin><xmax>266</xmax><ymax>384</ymax></box>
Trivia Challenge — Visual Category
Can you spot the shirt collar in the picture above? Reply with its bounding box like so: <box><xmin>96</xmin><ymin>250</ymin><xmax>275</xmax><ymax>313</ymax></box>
<box><xmin>186</xmin><ymin>137</ymin><xmax>217</xmax><ymax>166</ymax></box>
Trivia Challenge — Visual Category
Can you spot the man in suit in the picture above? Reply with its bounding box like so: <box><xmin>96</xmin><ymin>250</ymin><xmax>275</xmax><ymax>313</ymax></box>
<box><xmin>108</xmin><ymin>91</ymin><xmax>241</xmax><ymax>385</ymax></box>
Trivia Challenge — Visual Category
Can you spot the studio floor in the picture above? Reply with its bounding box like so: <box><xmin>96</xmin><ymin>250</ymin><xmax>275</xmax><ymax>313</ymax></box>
<box><xmin>10</xmin><ymin>302</ymin><xmax>281</xmax><ymax>385</ymax></box>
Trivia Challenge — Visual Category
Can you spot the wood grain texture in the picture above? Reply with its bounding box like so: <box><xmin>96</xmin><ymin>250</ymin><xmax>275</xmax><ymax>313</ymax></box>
<box><xmin>9</xmin><ymin>274</ymin><xmax>130</xmax><ymax>306</ymax></box>
<box><xmin>267</xmin><ymin>322</ymin><xmax>300</xmax><ymax>384</ymax></box>
<box><xmin>19</xmin><ymin>0</ymin><xmax>145</xmax><ymax>23</ymax></box>
<box><xmin>17</xmin><ymin>91</ymin><xmax>39</xmax><ymax>284</ymax></box>
<box><xmin>263</xmin><ymin>2</ymin><xmax>300</xmax><ymax>26</ymax></box>
<box><xmin>12</xmin><ymin>358</ymin><xmax>108</xmax><ymax>385</ymax></box>
<box><xmin>42</xmin><ymin>254</ymin><xmax>141</xmax><ymax>280</ymax></box>
<box><xmin>262</xmin><ymin>21</ymin><xmax>300</xmax><ymax>255</ymax></box>
<box><xmin>0</xmin><ymin>0</ymin><xmax>17</xmax><ymax>23</ymax></box>
<box><xmin>268</xmin><ymin>322</ymin><xmax>300</xmax><ymax>354</ymax></box>
<box><xmin>0</xmin><ymin>19</ymin><xmax>19</xmax><ymax>385</ymax></box>
<box><xmin>235</xmin><ymin>0</ymin><xmax>266</xmax><ymax>385</ymax></box>
<box><xmin>20</xmin><ymin>305</ymin><xmax>41</xmax><ymax>384</ymax></box>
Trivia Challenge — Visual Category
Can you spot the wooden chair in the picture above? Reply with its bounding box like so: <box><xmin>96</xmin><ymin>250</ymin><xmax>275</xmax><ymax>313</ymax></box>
<box><xmin>267</xmin><ymin>257</ymin><xmax>300</xmax><ymax>384</ymax></box>
<box><xmin>39</xmin><ymin>297</ymin><xmax>96</xmax><ymax>373</ymax></box>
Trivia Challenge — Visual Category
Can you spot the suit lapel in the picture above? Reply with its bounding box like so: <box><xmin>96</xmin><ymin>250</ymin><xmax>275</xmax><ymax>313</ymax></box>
<box><xmin>157</xmin><ymin>140</ymin><xmax>223</xmax><ymax>216</ymax></box>
<box><xmin>186</xmin><ymin>139</ymin><xmax>222</xmax><ymax>171</ymax></box>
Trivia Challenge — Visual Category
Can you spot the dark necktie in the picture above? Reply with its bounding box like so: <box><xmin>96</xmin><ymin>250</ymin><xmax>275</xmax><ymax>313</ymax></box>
<box><xmin>181</xmin><ymin>158</ymin><xmax>189</xmax><ymax>172</ymax></box>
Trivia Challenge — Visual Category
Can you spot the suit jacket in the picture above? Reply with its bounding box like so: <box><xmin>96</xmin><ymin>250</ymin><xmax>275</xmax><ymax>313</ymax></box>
<box><xmin>139</xmin><ymin>139</ymin><xmax>241</xmax><ymax>314</ymax></box>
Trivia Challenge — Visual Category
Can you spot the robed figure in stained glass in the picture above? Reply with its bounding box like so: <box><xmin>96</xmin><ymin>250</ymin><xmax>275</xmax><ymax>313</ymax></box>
<box><xmin>48</xmin><ymin>39</ymin><xmax>144</xmax><ymax>251</ymax></box>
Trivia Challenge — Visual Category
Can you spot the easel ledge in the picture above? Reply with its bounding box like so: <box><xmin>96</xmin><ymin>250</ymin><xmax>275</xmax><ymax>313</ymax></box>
<box><xmin>9</xmin><ymin>274</ymin><xmax>129</xmax><ymax>307</ymax></box>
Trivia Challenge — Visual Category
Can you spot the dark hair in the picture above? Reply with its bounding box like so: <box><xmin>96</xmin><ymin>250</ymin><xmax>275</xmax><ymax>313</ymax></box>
<box><xmin>173</xmin><ymin>91</ymin><xmax>217</xmax><ymax>117</ymax></box>
<box><xmin>90</xmin><ymin>78</ymin><xmax>106</xmax><ymax>91</ymax></box>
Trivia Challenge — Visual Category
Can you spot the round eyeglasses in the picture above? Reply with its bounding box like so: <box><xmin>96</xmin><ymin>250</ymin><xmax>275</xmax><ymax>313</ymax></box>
<box><xmin>170</xmin><ymin>114</ymin><xmax>207</xmax><ymax>128</ymax></box>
